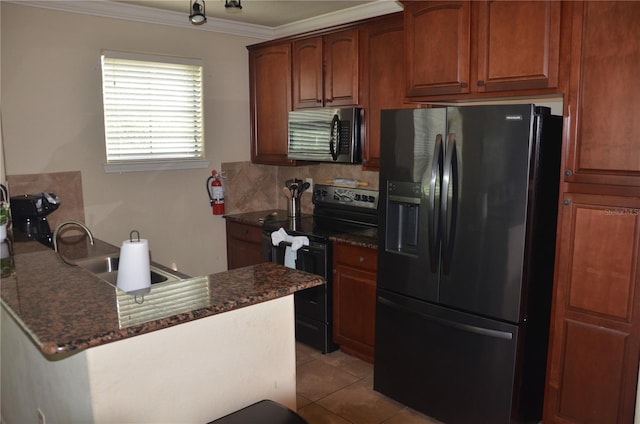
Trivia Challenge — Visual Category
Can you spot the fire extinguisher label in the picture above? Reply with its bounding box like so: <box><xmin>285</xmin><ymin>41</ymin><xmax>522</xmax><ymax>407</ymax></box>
<box><xmin>212</xmin><ymin>186</ymin><xmax>224</xmax><ymax>201</ymax></box>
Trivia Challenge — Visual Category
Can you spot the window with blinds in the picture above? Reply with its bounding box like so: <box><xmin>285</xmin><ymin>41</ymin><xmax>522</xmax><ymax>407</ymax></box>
<box><xmin>101</xmin><ymin>51</ymin><xmax>206</xmax><ymax>172</ymax></box>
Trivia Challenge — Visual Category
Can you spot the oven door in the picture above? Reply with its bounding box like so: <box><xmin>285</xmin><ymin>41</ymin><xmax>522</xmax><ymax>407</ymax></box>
<box><xmin>262</xmin><ymin>233</ymin><xmax>338</xmax><ymax>353</ymax></box>
<box><xmin>268</xmin><ymin>239</ymin><xmax>328</xmax><ymax>321</ymax></box>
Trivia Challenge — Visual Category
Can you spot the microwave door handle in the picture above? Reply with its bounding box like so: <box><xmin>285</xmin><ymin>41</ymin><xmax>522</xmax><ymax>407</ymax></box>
<box><xmin>330</xmin><ymin>114</ymin><xmax>340</xmax><ymax>161</ymax></box>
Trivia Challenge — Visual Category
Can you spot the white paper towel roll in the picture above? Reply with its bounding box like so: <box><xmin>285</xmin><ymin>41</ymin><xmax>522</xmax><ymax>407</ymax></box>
<box><xmin>116</xmin><ymin>238</ymin><xmax>151</xmax><ymax>294</ymax></box>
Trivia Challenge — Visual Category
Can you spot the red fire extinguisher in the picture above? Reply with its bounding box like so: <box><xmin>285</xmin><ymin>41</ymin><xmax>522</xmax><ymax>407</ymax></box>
<box><xmin>206</xmin><ymin>170</ymin><xmax>225</xmax><ymax>215</ymax></box>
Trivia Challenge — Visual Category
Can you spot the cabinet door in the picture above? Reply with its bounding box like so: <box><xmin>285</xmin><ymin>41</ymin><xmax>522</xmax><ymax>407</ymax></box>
<box><xmin>226</xmin><ymin>221</ymin><xmax>264</xmax><ymax>270</ymax></box>
<box><xmin>360</xmin><ymin>13</ymin><xmax>405</xmax><ymax>171</ymax></box>
<box><xmin>333</xmin><ymin>243</ymin><xmax>377</xmax><ymax>363</ymax></box>
<box><xmin>475</xmin><ymin>0</ymin><xmax>561</xmax><ymax>92</ymax></box>
<box><xmin>249</xmin><ymin>43</ymin><xmax>293</xmax><ymax>165</ymax></box>
<box><xmin>292</xmin><ymin>37</ymin><xmax>323</xmax><ymax>109</ymax></box>
<box><xmin>323</xmin><ymin>29</ymin><xmax>359</xmax><ymax>107</ymax></box>
<box><xmin>564</xmin><ymin>2</ymin><xmax>640</xmax><ymax>186</ymax></box>
<box><xmin>405</xmin><ymin>1</ymin><xmax>471</xmax><ymax>97</ymax></box>
<box><xmin>544</xmin><ymin>193</ymin><xmax>640</xmax><ymax>424</ymax></box>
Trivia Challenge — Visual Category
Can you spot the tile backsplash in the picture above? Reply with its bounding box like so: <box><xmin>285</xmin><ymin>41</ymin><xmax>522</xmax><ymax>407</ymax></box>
<box><xmin>7</xmin><ymin>171</ymin><xmax>85</xmax><ymax>233</ymax></box>
<box><xmin>221</xmin><ymin>162</ymin><xmax>379</xmax><ymax>215</ymax></box>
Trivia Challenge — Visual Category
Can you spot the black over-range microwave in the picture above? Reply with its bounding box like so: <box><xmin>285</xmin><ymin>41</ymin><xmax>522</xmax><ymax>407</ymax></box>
<box><xmin>287</xmin><ymin>107</ymin><xmax>363</xmax><ymax>163</ymax></box>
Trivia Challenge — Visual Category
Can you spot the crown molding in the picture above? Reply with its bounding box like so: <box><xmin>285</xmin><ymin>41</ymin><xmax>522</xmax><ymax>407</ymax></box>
<box><xmin>5</xmin><ymin>1</ymin><xmax>403</xmax><ymax>40</ymax></box>
<box><xmin>273</xmin><ymin>1</ymin><xmax>403</xmax><ymax>38</ymax></box>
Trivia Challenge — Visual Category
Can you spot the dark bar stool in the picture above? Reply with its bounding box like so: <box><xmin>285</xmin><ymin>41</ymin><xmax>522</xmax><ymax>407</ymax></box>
<box><xmin>208</xmin><ymin>400</ymin><xmax>307</xmax><ymax>424</ymax></box>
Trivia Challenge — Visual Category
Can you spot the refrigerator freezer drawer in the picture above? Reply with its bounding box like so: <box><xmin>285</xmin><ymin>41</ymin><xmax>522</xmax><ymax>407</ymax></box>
<box><xmin>374</xmin><ymin>291</ymin><xmax>522</xmax><ymax>424</ymax></box>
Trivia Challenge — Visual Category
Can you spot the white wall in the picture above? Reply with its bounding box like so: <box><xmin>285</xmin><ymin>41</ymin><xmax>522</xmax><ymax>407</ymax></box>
<box><xmin>1</xmin><ymin>3</ymin><xmax>261</xmax><ymax>276</ymax></box>
<box><xmin>1</xmin><ymin>295</ymin><xmax>297</xmax><ymax>423</ymax></box>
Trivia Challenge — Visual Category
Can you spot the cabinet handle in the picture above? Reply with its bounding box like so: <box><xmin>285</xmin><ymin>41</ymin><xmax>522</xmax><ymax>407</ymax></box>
<box><xmin>460</xmin><ymin>82</ymin><xmax>468</xmax><ymax>88</ymax></box>
<box><xmin>476</xmin><ymin>80</ymin><xmax>484</xmax><ymax>87</ymax></box>
<box><xmin>359</xmin><ymin>257</ymin><xmax>365</xmax><ymax>263</ymax></box>
<box><xmin>564</xmin><ymin>170</ymin><xmax>573</xmax><ymax>177</ymax></box>
<box><xmin>563</xmin><ymin>199</ymin><xmax>570</xmax><ymax>206</ymax></box>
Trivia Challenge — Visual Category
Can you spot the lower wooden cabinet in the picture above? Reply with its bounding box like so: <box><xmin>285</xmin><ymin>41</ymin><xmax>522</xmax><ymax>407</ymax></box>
<box><xmin>544</xmin><ymin>193</ymin><xmax>640</xmax><ymax>424</ymax></box>
<box><xmin>225</xmin><ymin>221</ymin><xmax>264</xmax><ymax>270</ymax></box>
<box><xmin>332</xmin><ymin>241</ymin><xmax>377</xmax><ymax>363</ymax></box>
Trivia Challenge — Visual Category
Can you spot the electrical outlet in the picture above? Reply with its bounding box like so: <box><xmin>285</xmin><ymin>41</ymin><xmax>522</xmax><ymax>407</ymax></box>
<box><xmin>37</xmin><ymin>408</ymin><xmax>46</xmax><ymax>424</ymax></box>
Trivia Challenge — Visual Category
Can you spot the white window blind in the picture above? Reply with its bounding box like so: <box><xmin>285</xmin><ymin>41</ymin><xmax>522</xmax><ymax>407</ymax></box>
<box><xmin>101</xmin><ymin>51</ymin><xmax>205</xmax><ymax>168</ymax></box>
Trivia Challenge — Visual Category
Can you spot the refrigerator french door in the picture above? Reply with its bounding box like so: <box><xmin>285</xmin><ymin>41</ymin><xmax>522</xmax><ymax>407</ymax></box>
<box><xmin>374</xmin><ymin>105</ymin><xmax>562</xmax><ymax>424</ymax></box>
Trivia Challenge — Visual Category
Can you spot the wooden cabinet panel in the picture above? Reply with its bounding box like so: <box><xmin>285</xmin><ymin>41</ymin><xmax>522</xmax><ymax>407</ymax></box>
<box><xmin>557</xmin><ymin>320</ymin><xmax>627</xmax><ymax>423</ymax></box>
<box><xmin>360</xmin><ymin>13</ymin><xmax>405</xmax><ymax>171</ymax></box>
<box><xmin>293</xmin><ymin>37</ymin><xmax>323</xmax><ymax>109</ymax></box>
<box><xmin>333</xmin><ymin>242</ymin><xmax>377</xmax><ymax>363</ymax></box>
<box><xmin>405</xmin><ymin>0</ymin><xmax>563</xmax><ymax>100</ymax></box>
<box><xmin>568</xmin><ymin>205</ymin><xmax>637</xmax><ymax>320</ymax></box>
<box><xmin>405</xmin><ymin>1</ymin><xmax>471</xmax><ymax>97</ymax></box>
<box><xmin>564</xmin><ymin>2</ymin><xmax>640</xmax><ymax>186</ymax></box>
<box><xmin>476</xmin><ymin>0</ymin><xmax>560</xmax><ymax>92</ymax></box>
<box><xmin>226</xmin><ymin>221</ymin><xmax>264</xmax><ymax>270</ymax></box>
<box><xmin>292</xmin><ymin>30</ymin><xmax>359</xmax><ymax>109</ymax></box>
<box><xmin>323</xmin><ymin>29</ymin><xmax>359</xmax><ymax>107</ymax></box>
<box><xmin>248</xmin><ymin>43</ymin><xmax>293</xmax><ymax>166</ymax></box>
<box><xmin>544</xmin><ymin>193</ymin><xmax>640</xmax><ymax>424</ymax></box>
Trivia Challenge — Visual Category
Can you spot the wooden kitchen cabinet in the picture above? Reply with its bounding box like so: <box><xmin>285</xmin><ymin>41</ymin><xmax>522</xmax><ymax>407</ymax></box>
<box><xmin>360</xmin><ymin>13</ymin><xmax>406</xmax><ymax>171</ymax></box>
<box><xmin>292</xmin><ymin>29</ymin><xmax>359</xmax><ymax>109</ymax></box>
<box><xmin>332</xmin><ymin>242</ymin><xmax>377</xmax><ymax>363</ymax></box>
<box><xmin>225</xmin><ymin>221</ymin><xmax>264</xmax><ymax>270</ymax></box>
<box><xmin>544</xmin><ymin>193</ymin><xmax>640</xmax><ymax>424</ymax></box>
<box><xmin>248</xmin><ymin>42</ymin><xmax>294</xmax><ymax>166</ymax></box>
<box><xmin>563</xmin><ymin>1</ymin><xmax>640</xmax><ymax>187</ymax></box>
<box><xmin>544</xmin><ymin>3</ymin><xmax>640</xmax><ymax>423</ymax></box>
<box><xmin>404</xmin><ymin>0</ymin><xmax>562</xmax><ymax>99</ymax></box>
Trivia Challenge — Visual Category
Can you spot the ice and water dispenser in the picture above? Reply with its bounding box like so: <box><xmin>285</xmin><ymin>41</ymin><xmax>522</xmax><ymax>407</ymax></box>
<box><xmin>385</xmin><ymin>181</ymin><xmax>421</xmax><ymax>256</ymax></box>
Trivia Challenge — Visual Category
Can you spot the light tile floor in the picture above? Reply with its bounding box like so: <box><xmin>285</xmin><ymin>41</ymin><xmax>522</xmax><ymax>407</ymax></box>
<box><xmin>295</xmin><ymin>343</ymin><xmax>443</xmax><ymax>424</ymax></box>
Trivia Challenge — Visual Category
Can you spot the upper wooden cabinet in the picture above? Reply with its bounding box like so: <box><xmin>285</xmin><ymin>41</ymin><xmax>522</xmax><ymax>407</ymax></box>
<box><xmin>248</xmin><ymin>42</ymin><xmax>294</xmax><ymax>166</ymax></box>
<box><xmin>292</xmin><ymin>29</ymin><xmax>359</xmax><ymax>109</ymax></box>
<box><xmin>404</xmin><ymin>1</ymin><xmax>471</xmax><ymax>97</ymax></box>
<box><xmin>563</xmin><ymin>1</ymin><xmax>640</xmax><ymax>187</ymax></box>
<box><xmin>404</xmin><ymin>0</ymin><xmax>562</xmax><ymax>99</ymax></box>
<box><xmin>360</xmin><ymin>13</ymin><xmax>406</xmax><ymax>171</ymax></box>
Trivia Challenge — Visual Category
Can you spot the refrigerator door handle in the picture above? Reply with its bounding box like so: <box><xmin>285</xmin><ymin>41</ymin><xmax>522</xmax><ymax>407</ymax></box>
<box><xmin>440</xmin><ymin>133</ymin><xmax>459</xmax><ymax>275</ymax></box>
<box><xmin>426</xmin><ymin>134</ymin><xmax>444</xmax><ymax>272</ymax></box>
<box><xmin>378</xmin><ymin>296</ymin><xmax>513</xmax><ymax>340</ymax></box>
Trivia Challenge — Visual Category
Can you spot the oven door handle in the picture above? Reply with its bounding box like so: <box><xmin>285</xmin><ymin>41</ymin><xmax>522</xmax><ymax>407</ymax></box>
<box><xmin>274</xmin><ymin>240</ymin><xmax>322</xmax><ymax>254</ymax></box>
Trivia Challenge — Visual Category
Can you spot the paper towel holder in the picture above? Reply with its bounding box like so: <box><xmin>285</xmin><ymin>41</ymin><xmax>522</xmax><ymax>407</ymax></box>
<box><xmin>116</xmin><ymin>229</ymin><xmax>151</xmax><ymax>297</ymax></box>
<box><xmin>129</xmin><ymin>230</ymin><xmax>141</xmax><ymax>243</ymax></box>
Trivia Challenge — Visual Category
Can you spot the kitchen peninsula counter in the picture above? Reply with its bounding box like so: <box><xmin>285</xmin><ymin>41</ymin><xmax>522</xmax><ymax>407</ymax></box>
<box><xmin>2</xmin><ymin>236</ymin><xmax>323</xmax><ymax>423</ymax></box>
<box><xmin>1</xmin><ymin>236</ymin><xmax>324</xmax><ymax>357</ymax></box>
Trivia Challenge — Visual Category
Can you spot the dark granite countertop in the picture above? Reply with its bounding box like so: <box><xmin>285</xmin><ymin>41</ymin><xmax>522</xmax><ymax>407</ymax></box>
<box><xmin>224</xmin><ymin>209</ymin><xmax>313</xmax><ymax>227</ymax></box>
<box><xmin>330</xmin><ymin>228</ymin><xmax>378</xmax><ymax>249</ymax></box>
<box><xmin>1</xmin><ymin>235</ymin><xmax>324</xmax><ymax>358</ymax></box>
<box><xmin>223</xmin><ymin>209</ymin><xmax>291</xmax><ymax>227</ymax></box>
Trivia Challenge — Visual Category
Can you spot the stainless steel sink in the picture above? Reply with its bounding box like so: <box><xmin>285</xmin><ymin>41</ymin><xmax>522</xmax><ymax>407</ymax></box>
<box><xmin>75</xmin><ymin>254</ymin><xmax>181</xmax><ymax>287</ymax></box>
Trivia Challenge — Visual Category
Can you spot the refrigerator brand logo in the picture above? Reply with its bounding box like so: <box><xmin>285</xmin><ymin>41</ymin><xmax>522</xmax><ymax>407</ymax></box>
<box><xmin>505</xmin><ymin>114</ymin><xmax>523</xmax><ymax>121</ymax></box>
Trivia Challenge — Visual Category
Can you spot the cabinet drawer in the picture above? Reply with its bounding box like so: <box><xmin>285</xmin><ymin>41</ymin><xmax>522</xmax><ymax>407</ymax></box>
<box><xmin>226</xmin><ymin>221</ymin><xmax>262</xmax><ymax>244</ymax></box>
<box><xmin>334</xmin><ymin>242</ymin><xmax>377</xmax><ymax>272</ymax></box>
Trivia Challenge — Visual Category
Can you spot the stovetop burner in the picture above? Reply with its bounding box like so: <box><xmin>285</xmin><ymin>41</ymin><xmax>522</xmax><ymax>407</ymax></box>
<box><xmin>262</xmin><ymin>184</ymin><xmax>378</xmax><ymax>242</ymax></box>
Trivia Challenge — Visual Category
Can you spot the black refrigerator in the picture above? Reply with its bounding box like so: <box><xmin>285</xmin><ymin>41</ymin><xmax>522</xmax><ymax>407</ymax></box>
<box><xmin>374</xmin><ymin>105</ymin><xmax>562</xmax><ymax>424</ymax></box>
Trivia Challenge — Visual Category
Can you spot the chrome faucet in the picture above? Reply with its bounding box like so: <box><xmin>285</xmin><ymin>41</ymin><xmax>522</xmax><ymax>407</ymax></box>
<box><xmin>53</xmin><ymin>221</ymin><xmax>95</xmax><ymax>264</ymax></box>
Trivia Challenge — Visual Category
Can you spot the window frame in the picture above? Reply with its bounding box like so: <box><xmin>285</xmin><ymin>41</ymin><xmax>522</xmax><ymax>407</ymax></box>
<box><xmin>100</xmin><ymin>50</ymin><xmax>209</xmax><ymax>173</ymax></box>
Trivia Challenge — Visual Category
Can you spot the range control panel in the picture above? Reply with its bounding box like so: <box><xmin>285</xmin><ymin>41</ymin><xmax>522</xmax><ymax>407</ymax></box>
<box><xmin>313</xmin><ymin>184</ymin><xmax>378</xmax><ymax>209</ymax></box>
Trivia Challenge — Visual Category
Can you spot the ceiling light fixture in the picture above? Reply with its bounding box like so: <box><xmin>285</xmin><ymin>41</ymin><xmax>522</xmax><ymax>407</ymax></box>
<box><xmin>189</xmin><ymin>0</ymin><xmax>207</xmax><ymax>25</ymax></box>
<box><xmin>224</xmin><ymin>0</ymin><xmax>243</xmax><ymax>12</ymax></box>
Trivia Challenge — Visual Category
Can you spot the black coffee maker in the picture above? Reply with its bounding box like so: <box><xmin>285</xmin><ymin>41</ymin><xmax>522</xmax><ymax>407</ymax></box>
<box><xmin>10</xmin><ymin>193</ymin><xmax>60</xmax><ymax>247</ymax></box>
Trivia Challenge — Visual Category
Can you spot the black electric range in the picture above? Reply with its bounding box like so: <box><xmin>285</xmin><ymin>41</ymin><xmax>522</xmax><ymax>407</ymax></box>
<box><xmin>262</xmin><ymin>184</ymin><xmax>379</xmax><ymax>353</ymax></box>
